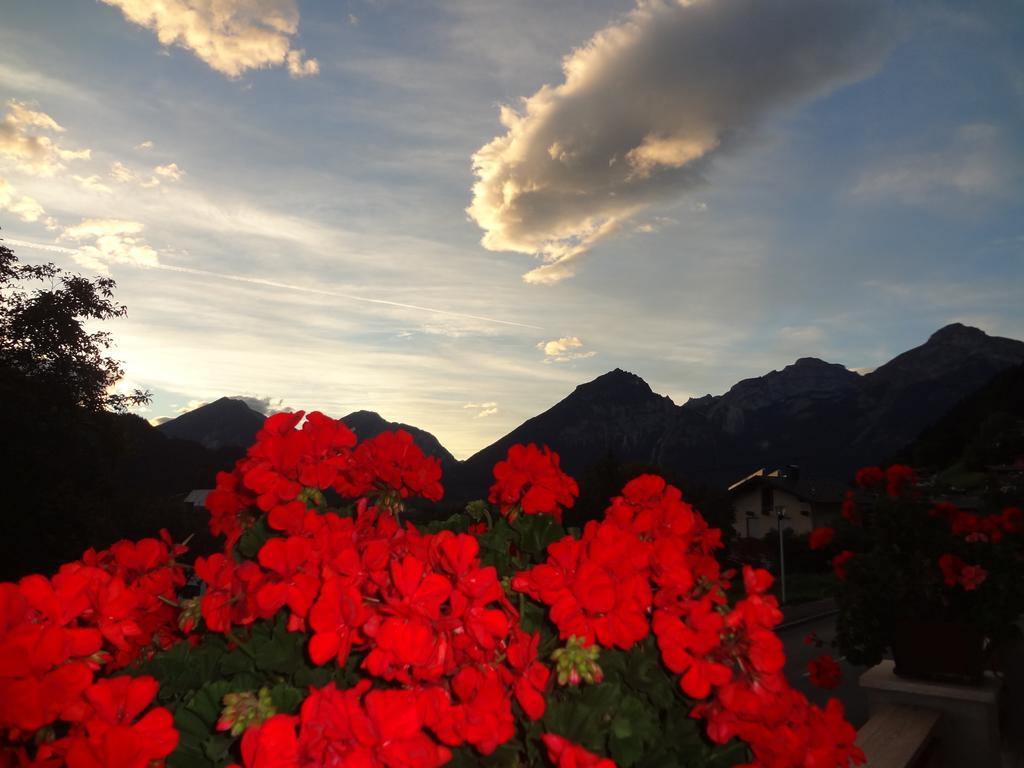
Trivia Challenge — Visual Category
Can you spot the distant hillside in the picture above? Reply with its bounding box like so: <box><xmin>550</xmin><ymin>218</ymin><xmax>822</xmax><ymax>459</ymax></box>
<box><xmin>156</xmin><ymin>397</ymin><xmax>266</xmax><ymax>450</ymax></box>
<box><xmin>1</xmin><ymin>390</ymin><xmax>241</xmax><ymax>580</ymax></box>
<box><xmin>449</xmin><ymin>368</ymin><xmax>679</xmax><ymax>498</ymax></box>
<box><xmin>453</xmin><ymin>324</ymin><xmax>1024</xmax><ymax>498</ymax></box>
<box><xmin>895</xmin><ymin>363</ymin><xmax>1024</xmax><ymax>472</ymax></box>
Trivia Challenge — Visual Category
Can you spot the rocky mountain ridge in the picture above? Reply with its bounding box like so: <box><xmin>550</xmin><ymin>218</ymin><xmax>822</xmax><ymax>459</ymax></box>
<box><xmin>158</xmin><ymin>323</ymin><xmax>1024</xmax><ymax>499</ymax></box>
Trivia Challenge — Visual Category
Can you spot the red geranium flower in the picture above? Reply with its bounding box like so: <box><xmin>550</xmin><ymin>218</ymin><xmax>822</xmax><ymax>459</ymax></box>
<box><xmin>854</xmin><ymin>466</ymin><xmax>884</xmax><ymax>489</ymax></box>
<box><xmin>831</xmin><ymin>550</ymin><xmax>854</xmax><ymax>580</ymax></box>
<box><xmin>841</xmin><ymin>490</ymin><xmax>857</xmax><ymax>521</ymax></box>
<box><xmin>938</xmin><ymin>553</ymin><xmax>964</xmax><ymax>587</ymax></box>
<box><xmin>885</xmin><ymin>465</ymin><xmax>916</xmax><ymax>499</ymax></box>
<box><xmin>489</xmin><ymin>444</ymin><xmax>578</xmax><ymax>523</ymax></box>
<box><xmin>541</xmin><ymin>734</ymin><xmax>617</xmax><ymax>768</ymax></box>
<box><xmin>808</xmin><ymin>654</ymin><xmax>842</xmax><ymax>689</ymax></box>
<box><xmin>809</xmin><ymin>527</ymin><xmax>834</xmax><ymax>551</ymax></box>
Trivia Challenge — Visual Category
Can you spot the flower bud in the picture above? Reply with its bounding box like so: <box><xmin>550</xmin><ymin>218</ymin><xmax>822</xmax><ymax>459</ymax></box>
<box><xmin>217</xmin><ymin>688</ymin><xmax>276</xmax><ymax>737</ymax></box>
<box><xmin>550</xmin><ymin>635</ymin><xmax>604</xmax><ymax>687</ymax></box>
<box><xmin>179</xmin><ymin>597</ymin><xmax>202</xmax><ymax>634</ymax></box>
<box><xmin>297</xmin><ymin>486</ymin><xmax>326</xmax><ymax>508</ymax></box>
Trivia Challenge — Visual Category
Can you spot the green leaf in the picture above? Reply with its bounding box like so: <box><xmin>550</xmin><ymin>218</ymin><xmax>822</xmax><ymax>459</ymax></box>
<box><xmin>515</xmin><ymin>514</ymin><xmax>565</xmax><ymax>559</ymax></box>
<box><xmin>268</xmin><ymin>683</ymin><xmax>304</xmax><ymax>715</ymax></box>
<box><xmin>237</xmin><ymin>517</ymin><xmax>273</xmax><ymax>560</ymax></box>
<box><xmin>608</xmin><ymin>696</ymin><xmax>660</xmax><ymax>767</ymax></box>
<box><xmin>249</xmin><ymin>614</ymin><xmax>304</xmax><ymax>674</ymax></box>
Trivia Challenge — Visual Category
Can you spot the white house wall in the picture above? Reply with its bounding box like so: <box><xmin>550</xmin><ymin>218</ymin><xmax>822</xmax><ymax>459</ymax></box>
<box><xmin>732</xmin><ymin>488</ymin><xmax>814</xmax><ymax>538</ymax></box>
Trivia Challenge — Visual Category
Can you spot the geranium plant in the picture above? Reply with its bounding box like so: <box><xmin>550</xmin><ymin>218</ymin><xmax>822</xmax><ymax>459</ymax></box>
<box><xmin>815</xmin><ymin>465</ymin><xmax>1024</xmax><ymax>673</ymax></box>
<box><xmin>2</xmin><ymin>412</ymin><xmax>867</xmax><ymax>767</ymax></box>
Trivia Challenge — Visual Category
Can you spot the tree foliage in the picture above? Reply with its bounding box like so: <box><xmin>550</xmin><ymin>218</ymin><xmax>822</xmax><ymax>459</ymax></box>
<box><xmin>0</xmin><ymin>236</ymin><xmax>149</xmax><ymax>412</ymax></box>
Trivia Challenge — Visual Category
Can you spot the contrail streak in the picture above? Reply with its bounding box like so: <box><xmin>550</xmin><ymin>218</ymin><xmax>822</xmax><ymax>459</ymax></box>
<box><xmin>4</xmin><ymin>238</ymin><xmax>544</xmax><ymax>331</ymax></box>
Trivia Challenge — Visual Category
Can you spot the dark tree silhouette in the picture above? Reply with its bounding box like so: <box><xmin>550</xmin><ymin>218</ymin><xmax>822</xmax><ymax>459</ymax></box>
<box><xmin>1</xmin><ymin>237</ymin><xmax>149</xmax><ymax>412</ymax></box>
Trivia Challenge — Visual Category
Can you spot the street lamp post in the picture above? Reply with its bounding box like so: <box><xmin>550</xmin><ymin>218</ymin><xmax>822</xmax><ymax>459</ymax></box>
<box><xmin>776</xmin><ymin>505</ymin><xmax>788</xmax><ymax>604</ymax></box>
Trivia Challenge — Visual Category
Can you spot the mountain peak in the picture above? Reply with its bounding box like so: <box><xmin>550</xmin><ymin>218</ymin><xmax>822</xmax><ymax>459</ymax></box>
<box><xmin>791</xmin><ymin>356</ymin><xmax>833</xmax><ymax>368</ymax></box>
<box><xmin>156</xmin><ymin>397</ymin><xmax>266</xmax><ymax>450</ymax></box>
<box><xmin>926</xmin><ymin>323</ymin><xmax>988</xmax><ymax>345</ymax></box>
<box><xmin>573</xmin><ymin>368</ymin><xmax>660</xmax><ymax>401</ymax></box>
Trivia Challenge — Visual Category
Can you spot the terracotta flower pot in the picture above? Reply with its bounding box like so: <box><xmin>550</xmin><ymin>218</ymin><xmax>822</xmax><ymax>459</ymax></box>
<box><xmin>892</xmin><ymin>621</ymin><xmax>986</xmax><ymax>685</ymax></box>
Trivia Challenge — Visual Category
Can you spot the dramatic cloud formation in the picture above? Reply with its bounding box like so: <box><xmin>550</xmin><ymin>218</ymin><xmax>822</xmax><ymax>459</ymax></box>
<box><xmin>0</xmin><ymin>177</ymin><xmax>48</xmax><ymax>224</ymax></box>
<box><xmin>464</xmin><ymin>401</ymin><xmax>499</xmax><ymax>419</ymax></box>
<box><xmin>60</xmin><ymin>218</ymin><xmax>159</xmax><ymax>273</ymax></box>
<box><xmin>537</xmin><ymin>336</ymin><xmax>597</xmax><ymax>363</ymax></box>
<box><xmin>0</xmin><ymin>100</ymin><xmax>90</xmax><ymax>176</ymax></box>
<box><xmin>468</xmin><ymin>0</ymin><xmax>893</xmax><ymax>284</ymax></box>
<box><xmin>99</xmin><ymin>0</ymin><xmax>319</xmax><ymax>78</ymax></box>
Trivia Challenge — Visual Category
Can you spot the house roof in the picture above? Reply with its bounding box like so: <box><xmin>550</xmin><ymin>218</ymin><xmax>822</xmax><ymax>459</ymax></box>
<box><xmin>728</xmin><ymin>469</ymin><xmax>847</xmax><ymax>504</ymax></box>
<box><xmin>184</xmin><ymin>489</ymin><xmax>213</xmax><ymax>506</ymax></box>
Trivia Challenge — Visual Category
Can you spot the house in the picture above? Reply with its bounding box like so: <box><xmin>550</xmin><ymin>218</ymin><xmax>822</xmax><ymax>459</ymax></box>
<box><xmin>183</xmin><ymin>489</ymin><xmax>213</xmax><ymax>509</ymax></box>
<box><xmin>728</xmin><ymin>466</ymin><xmax>846</xmax><ymax>539</ymax></box>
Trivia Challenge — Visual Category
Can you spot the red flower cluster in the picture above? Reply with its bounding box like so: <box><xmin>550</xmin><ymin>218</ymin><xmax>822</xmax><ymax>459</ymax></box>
<box><xmin>0</xmin><ymin>534</ymin><xmax>185</xmax><ymax>765</ymax></box>
<box><xmin>931</xmin><ymin>504</ymin><xmax>1022</xmax><ymax>544</ymax></box>
<box><xmin>335</xmin><ymin>429</ymin><xmax>444</xmax><ymax>504</ymax></box>
<box><xmin>2</xmin><ymin>423</ymin><xmax>869</xmax><ymax>768</ymax></box>
<box><xmin>516</xmin><ymin>474</ymin><xmax>864</xmax><ymax>767</ymax></box>
<box><xmin>808</xmin><ymin>654</ymin><xmax>842</xmax><ymax>690</ymax></box>
<box><xmin>197</xmin><ymin>504</ymin><xmax>547</xmax><ymax>757</ymax></box>
<box><xmin>488</xmin><ymin>444</ymin><xmax>578</xmax><ymax>522</ymax></box>
<box><xmin>230</xmin><ymin>681</ymin><xmax>451</xmax><ymax>768</ymax></box>
<box><xmin>938</xmin><ymin>554</ymin><xmax>988</xmax><ymax>591</ymax></box>
<box><xmin>854</xmin><ymin>464</ymin><xmax>916</xmax><ymax>499</ymax></box>
<box><xmin>207</xmin><ymin>412</ymin><xmax>442</xmax><ymax>548</ymax></box>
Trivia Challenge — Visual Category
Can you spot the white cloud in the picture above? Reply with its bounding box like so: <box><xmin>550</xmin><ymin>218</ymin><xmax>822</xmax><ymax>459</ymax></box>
<box><xmin>73</xmin><ymin>174</ymin><xmax>113</xmax><ymax>194</ymax></box>
<box><xmin>59</xmin><ymin>218</ymin><xmax>159</xmax><ymax>273</ymax></box>
<box><xmin>537</xmin><ymin>336</ymin><xmax>597</xmax><ymax>363</ymax></box>
<box><xmin>464</xmin><ymin>401</ymin><xmax>499</xmax><ymax>419</ymax></box>
<box><xmin>0</xmin><ymin>100</ymin><xmax>90</xmax><ymax>176</ymax></box>
<box><xmin>99</xmin><ymin>0</ymin><xmax>320</xmax><ymax>78</ymax></box>
<box><xmin>0</xmin><ymin>177</ymin><xmax>47</xmax><ymax>223</ymax></box>
<box><xmin>175</xmin><ymin>398</ymin><xmax>207</xmax><ymax>414</ymax></box>
<box><xmin>230</xmin><ymin>395</ymin><xmax>285</xmax><ymax>414</ymax></box>
<box><xmin>154</xmin><ymin>162</ymin><xmax>186</xmax><ymax>181</ymax></box>
<box><xmin>852</xmin><ymin>123</ymin><xmax>1015</xmax><ymax>204</ymax></box>
<box><xmin>633</xmin><ymin>216</ymin><xmax>678</xmax><ymax>234</ymax></box>
<box><xmin>110</xmin><ymin>160</ymin><xmax>161</xmax><ymax>187</ymax></box>
<box><xmin>136</xmin><ymin>140</ymin><xmax>154</xmax><ymax>150</ymax></box>
<box><xmin>285</xmin><ymin>50</ymin><xmax>319</xmax><ymax>78</ymax></box>
<box><xmin>467</xmin><ymin>0</ymin><xmax>892</xmax><ymax>284</ymax></box>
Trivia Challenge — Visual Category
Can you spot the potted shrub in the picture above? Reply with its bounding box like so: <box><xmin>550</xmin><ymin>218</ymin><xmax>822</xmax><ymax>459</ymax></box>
<box><xmin>1</xmin><ymin>412</ymin><xmax>867</xmax><ymax>767</ymax></box>
<box><xmin>815</xmin><ymin>465</ymin><xmax>1023</xmax><ymax>684</ymax></box>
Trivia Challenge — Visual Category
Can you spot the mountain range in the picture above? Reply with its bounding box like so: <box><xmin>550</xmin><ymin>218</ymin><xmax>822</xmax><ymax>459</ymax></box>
<box><xmin>156</xmin><ymin>323</ymin><xmax>1024</xmax><ymax>498</ymax></box>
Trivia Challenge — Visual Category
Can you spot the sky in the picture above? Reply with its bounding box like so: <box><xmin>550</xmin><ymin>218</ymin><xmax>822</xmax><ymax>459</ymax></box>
<box><xmin>1</xmin><ymin>0</ymin><xmax>1022</xmax><ymax>459</ymax></box>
